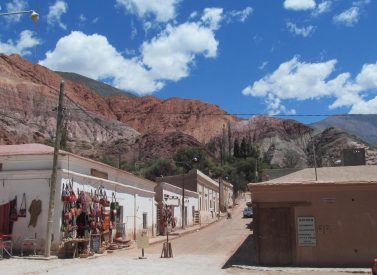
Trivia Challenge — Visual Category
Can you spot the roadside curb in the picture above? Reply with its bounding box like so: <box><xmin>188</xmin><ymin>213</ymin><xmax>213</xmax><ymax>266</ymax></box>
<box><xmin>11</xmin><ymin>255</ymin><xmax>58</xmax><ymax>261</ymax></box>
<box><xmin>231</xmin><ymin>265</ymin><xmax>371</xmax><ymax>274</ymax></box>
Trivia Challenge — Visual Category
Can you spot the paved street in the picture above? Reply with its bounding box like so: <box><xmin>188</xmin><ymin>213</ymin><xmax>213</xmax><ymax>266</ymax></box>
<box><xmin>0</xmin><ymin>195</ymin><xmax>369</xmax><ymax>274</ymax></box>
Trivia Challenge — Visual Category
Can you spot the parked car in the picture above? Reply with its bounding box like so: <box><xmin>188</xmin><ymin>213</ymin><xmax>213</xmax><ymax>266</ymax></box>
<box><xmin>243</xmin><ymin>207</ymin><xmax>253</xmax><ymax>218</ymax></box>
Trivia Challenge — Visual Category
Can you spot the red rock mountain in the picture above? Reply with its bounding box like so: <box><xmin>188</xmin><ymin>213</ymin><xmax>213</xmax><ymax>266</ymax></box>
<box><xmin>1</xmin><ymin>54</ymin><xmax>375</xmax><ymax>168</ymax></box>
<box><xmin>107</xmin><ymin>95</ymin><xmax>239</xmax><ymax>143</ymax></box>
<box><xmin>0</xmin><ymin>54</ymin><xmax>238</xmax><ymax>164</ymax></box>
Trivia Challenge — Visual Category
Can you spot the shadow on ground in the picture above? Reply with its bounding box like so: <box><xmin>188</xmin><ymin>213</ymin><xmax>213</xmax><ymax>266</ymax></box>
<box><xmin>222</xmin><ymin>221</ymin><xmax>257</xmax><ymax>269</ymax></box>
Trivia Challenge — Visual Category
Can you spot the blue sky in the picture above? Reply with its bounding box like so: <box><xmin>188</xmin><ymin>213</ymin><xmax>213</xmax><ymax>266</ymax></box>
<box><xmin>1</xmin><ymin>0</ymin><xmax>377</xmax><ymax>124</ymax></box>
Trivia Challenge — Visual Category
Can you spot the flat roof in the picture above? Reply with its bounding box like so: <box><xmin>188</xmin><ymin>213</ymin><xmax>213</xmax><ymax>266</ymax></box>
<box><xmin>0</xmin><ymin>143</ymin><xmax>54</xmax><ymax>156</ymax></box>
<box><xmin>250</xmin><ymin>165</ymin><xmax>377</xmax><ymax>186</ymax></box>
<box><xmin>0</xmin><ymin>143</ymin><xmax>156</xmax><ymax>188</ymax></box>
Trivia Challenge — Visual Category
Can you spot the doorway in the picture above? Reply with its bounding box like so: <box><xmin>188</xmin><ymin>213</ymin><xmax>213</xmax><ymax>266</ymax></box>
<box><xmin>258</xmin><ymin>207</ymin><xmax>293</xmax><ymax>266</ymax></box>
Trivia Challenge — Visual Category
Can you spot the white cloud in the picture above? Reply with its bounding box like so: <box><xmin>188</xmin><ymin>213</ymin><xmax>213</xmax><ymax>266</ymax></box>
<box><xmin>47</xmin><ymin>0</ymin><xmax>68</xmax><ymax>30</ymax></box>
<box><xmin>0</xmin><ymin>30</ymin><xmax>41</xmax><ymax>56</ymax></box>
<box><xmin>40</xmin><ymin>10</ymin><xmax>221</xmax><ymax>95</ymax></box>
<box><xmin>355</xmin><ymin>63</ymin><xmax>377</xmax><ymax>91</ymax></box>
<box><xmin>189</xmin><ymin>11</ymin><xmax>198</xmax><ymax>20</ymax></box>
<box><xmin>258</xmin><ymin>61</ymin><xmax>269</xmax><ymax>70</ymax></box>
<box><xmin>333</xmin><ymin>0</ymin><xmax>370</xmax><ymax>26</ymax></box>
<box><xmin>284</xmin><ymin>0</ymin><xmax>316</xmax><ymax>11</ymax></box>
<box><xmin>353</xmin><ymin>0</ymin><xmax>371</xmax><ymax>7</ymax></box>
<box><xmin>130</xmin><ymin>20</ymin><xmax>138</xmax><ymax>40</ymax></box>
<box><xmin>4</xmin><ymin>0</ymin><xmax>27</xmax><ymax>24</ymax></box>
<box><xmin>116</xmin><ymin>0</ymin><xmax>179</xmax><ymax>22</ymax></box>
<box><xmin>350</xmin><ymin>97</ymin><xmax>377</xmax><ymax>114</ymax></box>
<box><xmin>333</xmin><ymin>7</ymin><xmax>360</xmax><ymax>26</ymax></box>
<box><xmin>286</xmin><ymin>22</ymin><xmax>316</xmax><ymax>37</ymax></box>
<box><xmin>265</xmin><ymin>94</ymin><xmax>296</xmax><ymax>115</ymax></box>
<box><xmin>312</xmin><ymin>1</ymin><xmax>332</xmax><ymax>16</ymax></box>
<box><xmin>79</xmin><ymin>14</ymin><xmax>86</xmax><ymax>23</ymax></box>
<box><xmin>39</xmin><ymin>31</ymin><xmax>163</xmax><ymax>94</ymax></box>
<box><xmin>201</xmin><ymin>8</ymin><xmax>223</xmax><ymax>30</ymax></box>
<box><xmin>242</xmin><ymin>57</ymin><xmax>377</xmax><ymax>114</ymax></box>
<box><xmin>141</xmin><ymin>21</ymin><xmax>218</xmax><ymax>81</ymax></box>
<box><xmin>228</xmin><ymin>7</ymin><xmax>253</xmax><ymax>23</ymax></box>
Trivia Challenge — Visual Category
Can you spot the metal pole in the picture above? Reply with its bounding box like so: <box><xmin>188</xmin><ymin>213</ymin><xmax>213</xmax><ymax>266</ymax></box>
<box><xmin>134</xmin><ymin>194</ymin><xmax>137</xmax><ymax>240</ymax></box>
<box><xmin>45</xmin><ymin>80</ymin><xmax>65</xmax><ymax>257</ymax></box>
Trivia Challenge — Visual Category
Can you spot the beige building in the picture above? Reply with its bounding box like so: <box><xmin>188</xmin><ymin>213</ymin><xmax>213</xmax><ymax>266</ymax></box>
<box><xmin>248</xmin><ymin>165</ymin><xmax>377</xmax><ymax>267</ymax></box>
<box><xmin>157</xmin><ymin>170</ymin><xmax>219</xmax><ymax>224</ymax></box>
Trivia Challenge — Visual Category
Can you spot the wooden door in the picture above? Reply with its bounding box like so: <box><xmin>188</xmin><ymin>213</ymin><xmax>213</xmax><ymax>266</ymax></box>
<box><xmin>258</xmin><ymin>207</ymin><xmax>293</xmax><ymax>266</ymax></box>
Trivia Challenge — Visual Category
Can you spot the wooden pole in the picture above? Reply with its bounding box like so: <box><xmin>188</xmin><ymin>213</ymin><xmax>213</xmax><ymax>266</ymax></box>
<box><xmin>45</xmin><ymin>80</ymin><xmax>65</xmax><ymax>257</ymax></box>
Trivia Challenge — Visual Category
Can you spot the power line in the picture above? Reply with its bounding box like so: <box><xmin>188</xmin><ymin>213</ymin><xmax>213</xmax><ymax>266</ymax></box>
<box><xmin>64</xmin><ymin>109</ymin><xmax>377</xmax><ymax>118</ymax></box>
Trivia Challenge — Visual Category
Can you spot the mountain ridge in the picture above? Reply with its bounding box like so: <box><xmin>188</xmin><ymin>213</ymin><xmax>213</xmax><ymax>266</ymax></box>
<box><xmin>1</xmin><ymin>54</ymin><xmax>376</xmax><ymax>169</ymax></box>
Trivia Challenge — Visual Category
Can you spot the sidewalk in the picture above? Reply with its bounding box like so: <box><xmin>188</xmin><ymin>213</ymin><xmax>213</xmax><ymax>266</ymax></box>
<box><xmin>149</xmin><ymin>215</ymin><xmax>224</xmax><ymax>245</ymax></box>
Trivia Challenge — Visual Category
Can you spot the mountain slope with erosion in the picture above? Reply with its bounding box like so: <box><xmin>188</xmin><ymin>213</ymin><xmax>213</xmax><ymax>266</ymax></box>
<box><xmin>1</xmin><ymin>54</ymin><xmax>376</xmax><ymax>170</ymax></box>
<box><xmin>312</xmin><ymin>115</ymin><xmax>377</xmax><ymax>146</ymax></box>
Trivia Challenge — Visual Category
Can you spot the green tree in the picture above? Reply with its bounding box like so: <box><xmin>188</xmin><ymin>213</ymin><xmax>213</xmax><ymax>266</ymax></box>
<box><xmin>173</xmin><ymin>147</ymin><xmax>212</xmax><ymax>173</ymax></box>
<box><xmin>233</xmin><ymin>138</ymin><xmax>240</xmax><ymax>158</ymax></box>
<box><xmin>282</xmin><ymin>149</ymin><xmax>300</xmax><ymax>168</ymax></box>
<box><xmin>240</xmin><ymin>138</ymin><xmax>247</xmax><ymax>158</ymax></box>
<box><xmin>142</xmin><ymin>159</ymin><xmax>178</xmax><ymax>181</ymax></box>
<box><xmin>227</xmin><ymin>121</ymin><xmax>232</xmax><ymax>158</ymax></box>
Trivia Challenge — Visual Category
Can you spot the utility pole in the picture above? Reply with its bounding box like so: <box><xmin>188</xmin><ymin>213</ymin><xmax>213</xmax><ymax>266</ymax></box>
<box><xmin>181</xmin><ymin>173</ymin><xmax>185</xmax><ymax>229</ymax></box>
<box><xmin>218</xmin><ymin>177</ymin><xmax>221</xmax><ymax>218</ymax></box>
<box><xmin>45</xmin><ymin>80</ymin><xmax>65</xmax><ymax>257</ymax></box>
<box><xmin>312</xmin><ymin>140</ymin><xmax>318</xmax><ymax>181</ymax></box>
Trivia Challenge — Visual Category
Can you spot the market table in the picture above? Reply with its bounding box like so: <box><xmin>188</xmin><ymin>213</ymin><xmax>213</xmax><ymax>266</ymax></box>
<box><xmin>61</xmin><ymin>239</ymin><xmax>90</xmax><ymax>258</ymax></box>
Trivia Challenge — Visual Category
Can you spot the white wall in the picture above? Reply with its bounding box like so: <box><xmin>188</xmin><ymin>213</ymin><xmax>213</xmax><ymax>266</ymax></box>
<box><xmin>0</xmin><ymin>152</ymin><xmax>157</xmax><ymax>254</ymax></box>
<box><xmin>58</xmin><ymin>171</ymin><xmax>155</xmax><ymax>240</ymax></box>
<box><xmin>0</xmin><ymin>171</ymin><xmax>52</xmax><ymax>250</ymax></box>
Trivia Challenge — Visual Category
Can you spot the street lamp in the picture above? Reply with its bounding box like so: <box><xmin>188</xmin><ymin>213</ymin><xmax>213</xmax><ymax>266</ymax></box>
<box><xmin>175</xmin><ymin>157</ymin><xmax>198</xmax><ymax>229</ymax></box>
<box><xmin>0</xmin><ymin>10</ymin><xmax>39</xmax><ymax>23</ymax></box>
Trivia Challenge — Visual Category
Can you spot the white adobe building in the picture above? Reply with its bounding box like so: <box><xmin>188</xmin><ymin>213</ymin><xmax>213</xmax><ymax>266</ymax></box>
<box><xmin>0</xmin><ymin>144</ymin><xmax>156</xmax><ymax>253</ymax></box>
<box><xmin>154</xmin><ymin>181</ymin><xmax>199</xmax><ymax>234</ymax></box>
<box><xmin>156</xmin><ymin>170</ymin><xmax>220</xmax><ymax>224</ymax></box>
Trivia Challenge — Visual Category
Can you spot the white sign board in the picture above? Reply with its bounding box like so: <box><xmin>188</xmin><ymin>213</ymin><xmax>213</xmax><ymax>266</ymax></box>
<box><xmin>297</xmin><ymin>216</ymin><xmax>316</xmax><ymax>247</ymax></box>
<box><xmin>165</xmin><ymin>198</ymin><xmax>180</xmax><ymax>206</ymax></box>
<box><xmin>136</xmin><ymin>232</ymin><xmax>149</xmax><ymax>249</ymax></box>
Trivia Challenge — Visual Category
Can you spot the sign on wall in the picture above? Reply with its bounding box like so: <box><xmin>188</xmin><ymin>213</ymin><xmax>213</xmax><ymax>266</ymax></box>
<box><xmin>297</xmin><ymin>216</ymin><xmax>316</xmax><ymax>246</ymax></box>
<box><xmin>164</xmin><ymin>194</ymin><xmax>180</xmax><ymax>206</ymax></box>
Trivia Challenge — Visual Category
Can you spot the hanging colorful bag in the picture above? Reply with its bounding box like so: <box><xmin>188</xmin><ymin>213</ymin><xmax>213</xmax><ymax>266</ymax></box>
<box><xmin>62</xmin><ymin>183</ymin><xmax>70</xmax><ymax>202</ymax></box>
<box><xmin>69</xmin><ymin>182</ymin><xmax>77</xmax><ymax>203</ymax></box>
<box><xmin>110</xmin><ymin>192</ymin><xmax>119</xmax><ymax>211</ymax></box>
<box><xmin>100</xmin><ymin>192</ymin><xmax>110</xmax><ymax>207</ymax></box>
<box><xmin>18</xmin><ymin>193</ymin><xmax>27</xmax><ymax>217</ymax></box>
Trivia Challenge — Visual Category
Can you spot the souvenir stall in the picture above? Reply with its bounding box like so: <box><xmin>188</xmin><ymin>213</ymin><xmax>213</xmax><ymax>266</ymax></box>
<box><xmin>59</xmin><ymin>181</ymin><xmax>125</xmax><ymax>258</ymax></box>
<box><xmin>0</xmin><ymin>144</ymin><xmax>156</xmax><ymax>258</ymax></box>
